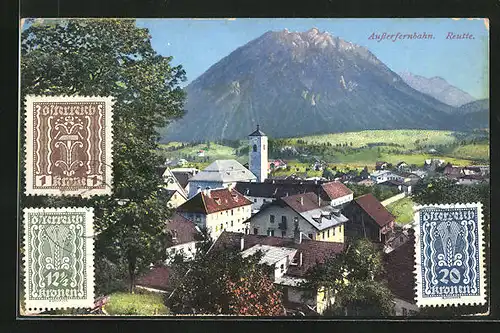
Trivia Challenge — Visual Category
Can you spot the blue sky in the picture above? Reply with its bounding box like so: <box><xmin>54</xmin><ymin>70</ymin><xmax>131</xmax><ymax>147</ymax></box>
<box><xmin>137</xmin><ymin>18</ymin><xmax>489</xmax><ymax>99</ymax></box>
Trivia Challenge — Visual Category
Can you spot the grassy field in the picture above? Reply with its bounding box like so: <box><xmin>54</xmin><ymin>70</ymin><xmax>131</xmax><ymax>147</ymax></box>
<box><xmin>158</xmin><ymin>130</ymin><xmax>488</xmax><ymax>171</ymax></box>
<box><xmin>104</xmin><ymin>291</ymin><xmax>170</xmax><ymax>316</ymax></box>
<box><xmin>293</xmin><ymin>129</ymin><xmax>460</xmax><ymax>149</ymax></box>
<box><xmin>447</xmin><ymin>144</ymin><xmax>489</xmax><ymax>161</ymax></box>
<box><xmin>386</xmin><ymin>197</ymin><xmax>415</xmax><ymax>225</ymax></box>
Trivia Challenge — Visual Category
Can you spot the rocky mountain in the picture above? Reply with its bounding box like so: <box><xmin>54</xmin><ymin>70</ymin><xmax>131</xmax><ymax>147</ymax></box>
<box><xmin>456</xmin><ymin>99</ymin><xmax>489</xmax><ymax>129</ymax></box>
<box><xmin>161</xmin><ymin>28</ymin><xmax>482</xmax><ymax>142</ymax></box>
<box><xmin>398</xmin><ymin>71</ymin><xmax>476</xmax><ymax>108</ymax></box>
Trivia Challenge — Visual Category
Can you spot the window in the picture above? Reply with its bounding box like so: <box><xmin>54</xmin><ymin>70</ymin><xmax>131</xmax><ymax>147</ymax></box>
<box><xmin>333</xmin><ymin>228</ymin><xmax>336</xmax><ymax>236</ymax></box>
<box><xmin>231</xmin><ymin>221</ymin><xmax>233</xmax><ymax>227</ymax></box>
<box><xmin>253</xmin><ymin>144</ymin><xmax>257</xmax><ymax>152</ymax></box>
<box><xmin>254</xmin><ymin>199</ymin><xmax>257</xmax><ymax>203</ymax></box>
<box><xmin>327</xmin><ymin>229</ymin><xmax>330</xmax><ymax>238</ymax></box>
<box><xmin>220</xmin><ymin>223</ymin><xmax>223</xmax><ymax>231</ymax></box>
<box><xmin>402</xmin><ymin>308</ymin><xmax>408</xmax><ymax>316</ymax></box>
<box><xmin>263</xmin><ymin>144</ymin><xmax>266</xmax><ymax>150</ymax></box>
<box><xmin>308</xmin><ymin>233</ymin><xmax>313</xmax><ymax>239</ymax></box>
<box><xmin>253</xmin><ymin>228</ymin><xmax>258</xmax><ymax>235</ymax></box>
<box><xmin>231</xmin><ymin>209</ymin><xmax>234</xmax><ymax>216</ymax></box>
<box><xmin>268</xmin><ymin>229</ymin><xmax>275</xmax><ymax>237</ymax></box>
<box><xmin>270</xmin><ymin>215</ymin><xmax>275</xmax><ymax>223</ymax></box>
<box><xmin>282</xmin><ymin>216</ymin><xmax>287</xmax><ymax>225</ymax></box>
<box><xmin>281</xmin><ymin>230</ymin><xmax>286</xmax><ymax>237</ymax></box>
<box><xmin>280</xmin><ymin>264</ymin><xmax>284</xmax><ymax>273</ymax></box>
<box><xmin>322</xmin><ymin>232</ymin><xmax>325</xmax><ymax>240</ymax></box>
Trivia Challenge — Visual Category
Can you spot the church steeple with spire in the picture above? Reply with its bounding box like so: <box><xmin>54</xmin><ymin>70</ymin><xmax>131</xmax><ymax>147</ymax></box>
<box><xmin>248</xmin><ymin>124</ymin><xmax>268</xmax><ymax>182</ymax></box>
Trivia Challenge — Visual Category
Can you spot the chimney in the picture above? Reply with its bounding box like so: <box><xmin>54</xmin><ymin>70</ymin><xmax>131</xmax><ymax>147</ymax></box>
<box><xmin>240</xmin><ymin>237</ymin><xmax>245</xmax><ymax>251</ymax></box>
<box><xmin>299</xmin><ymin>252</ymin><xmax>303</xmax><ymax>267</ymax></box>
<box><xmin>294</xmin><ymin>228</ymin><xmax>302</xmax><ymax>244</ymax></box>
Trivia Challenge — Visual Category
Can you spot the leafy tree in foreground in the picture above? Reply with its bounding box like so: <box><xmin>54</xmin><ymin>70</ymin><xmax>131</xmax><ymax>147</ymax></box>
<box><xmin>302</xmin><ymin>238</ymin><xmax>394</xmax><ymax>316</ymax></box>
<box><xmin>20</xmin><ymin>18</ymin><xmax>187</xmax><ymax>294</ymax></box>
<box><xmin>167</xmin><ymin>247</ymin><xmax>284</xmax><ymax>315</ymax></box>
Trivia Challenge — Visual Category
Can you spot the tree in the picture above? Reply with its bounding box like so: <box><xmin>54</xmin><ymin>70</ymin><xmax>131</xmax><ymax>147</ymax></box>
<box><xmin>302</xmin><ymin>238</ymin><xmax>394</xmax><ymax>316</ymax></box>
<box><xmin>20</xmin><ymin>19</ymin><xmax>187</xmax><ymax>294</ymax></box>
<box><xmin>360</xmin><ymin>166</ymin><xmax>369</xmax><ymax>179</ymax></box>
<box><xmin>167</xmin><ymin>247</ymin><xmax>284</xmax><ymax>315</ymax></box>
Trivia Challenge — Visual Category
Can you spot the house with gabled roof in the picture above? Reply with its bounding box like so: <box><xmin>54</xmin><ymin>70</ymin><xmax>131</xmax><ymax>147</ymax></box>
<box><xmin>235</xmin><ymin>179</ymin><xmax>353</xmax><ymax>213</ymax></box>
<box><xmin>176</xmin><ymin>188</ymin><xmax>253</xmax><ymax>240</ymax></box>
<box><xmin>136</xmin><ymin>213</ymin><xmax>204</xmax><ymax>294</ymax></box>
<box><xmin>187</xmin><ymin>160</ymin><xmax>257</xmax><ymax>198</ymax></box>
<box><xmin>165</xmin><ymin>213</ymin><xmax>203</xmax><ymax>264</ymax></box>
<box><xmin>244</xmin><ymin>192</ymin><xmax>349</xmax><ymax>243</ymax></box>
<box><xmin>383</xmin><ymin>230</ymin><xmax>419</xmax><ymax>316</ymax></box>
<box><xmin>211</xmin><ymin>230</ymin><xmax>345</xmax><ymax>315</ymax></box>
<box><xmin>375</xmin><ymin>161</ymin><xmax>389</xmax><ymax>170</ymax></box>
<box><xmin>157</xmin><ymin>166</ymin><xmax>188</xmax><ymax>207</ymax></box>
<box><xmin>343</xmin><ymin>193</ymin><xmax>395</xmax><ymax>243</ymax></box>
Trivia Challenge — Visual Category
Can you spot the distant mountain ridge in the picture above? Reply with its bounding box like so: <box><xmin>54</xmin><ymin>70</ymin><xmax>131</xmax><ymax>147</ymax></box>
<box><xmin>161</xmin><ymin>28</ymin><xmax>486</xmax><ymax>142</ymax></box>
<box><xmin>398</xmin><ymin>71</ymin><xmax>476</xmax><ymax>108</ymax></box>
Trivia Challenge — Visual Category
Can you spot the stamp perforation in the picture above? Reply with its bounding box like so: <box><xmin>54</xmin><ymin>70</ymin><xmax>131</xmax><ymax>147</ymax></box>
<box><xmin>23</xmin><ymin>95</ymin><xmax>114</xmax><ymax>197</ymax></box>
<box><xmin>413</xmin><ymin>202</ymin><xmax>486</xmax><ymax>307</ymax></box>
<box><xmin>22</xmin><ymin>207</ymin><xmax>95</xmax><ymax>311</ymax></box>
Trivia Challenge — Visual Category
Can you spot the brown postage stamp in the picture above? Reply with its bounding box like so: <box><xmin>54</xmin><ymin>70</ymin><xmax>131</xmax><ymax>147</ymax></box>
<box><xmin>24</xmin><ymin>96</ymin><xmax>114</xmax><ymax>197</ymax></box>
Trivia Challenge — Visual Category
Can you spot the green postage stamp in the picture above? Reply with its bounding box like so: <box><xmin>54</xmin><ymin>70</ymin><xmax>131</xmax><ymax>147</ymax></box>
<box><xmin>23</xmin><ymin>207</ymin><xmax>95</xmax><ymax>310</ymax></box>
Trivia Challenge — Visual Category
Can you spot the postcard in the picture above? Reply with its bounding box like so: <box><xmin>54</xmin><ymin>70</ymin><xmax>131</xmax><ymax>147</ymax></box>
<box><xmin>19</xmin><ymin>18</ymin><xmax>489</xmax><ymax>317</ymax></box>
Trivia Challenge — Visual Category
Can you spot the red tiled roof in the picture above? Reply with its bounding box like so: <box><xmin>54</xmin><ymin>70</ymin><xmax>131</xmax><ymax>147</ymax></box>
<box><xmin>355</xmin><ymin>193</ymin><xmax>395</xmax><ymax>227</ymax></box>
<box><xmin>281</xmin><ymin>192</ymin><xmax>327</xmax><ymax>213</ymax></box>
<box><xmin>136</xmin><ymin>265</ymin><xmax>175</xmax><ymax>292</ymax></box>
<box><xmin>212</xmin><ymin>232</ymin><xmax>344</xmax><ymax>278</ymax></box>
<box><xmin>320</xmin><ymin>182</ymin><xmax>353</xmax><ymax>200</ymax></box>
<box><xmin>383</xmin><ymin>233</ymin><xmax>416</xmax><ymax>303</ymax></box>
<box><xmin>176</xmin><ymin>188</ymin><xmax>252</xmax><ymax>215</ymax></box>
<box><xmin>166</xmin><ymin>213</ymin><xmax>201</xmax><ymax>245</ymax></box>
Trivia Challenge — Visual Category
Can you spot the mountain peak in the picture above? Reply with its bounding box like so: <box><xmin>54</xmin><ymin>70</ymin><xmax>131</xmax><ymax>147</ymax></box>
<box><xmin>399</xmin><ymin>72</ymin><xmax>476</xmax><ymax>107</ymax></box>
<box><xmin>161</xmin><ymin>30</ymin><xmax>480</xmax><ymax>142</ymax></box>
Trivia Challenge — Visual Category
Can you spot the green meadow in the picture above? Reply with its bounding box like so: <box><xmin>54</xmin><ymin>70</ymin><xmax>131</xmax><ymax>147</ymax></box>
<box><xmin>158</xmin><ymin>130</ymin><xmax>488</xmax><ymax>171</ymax></box>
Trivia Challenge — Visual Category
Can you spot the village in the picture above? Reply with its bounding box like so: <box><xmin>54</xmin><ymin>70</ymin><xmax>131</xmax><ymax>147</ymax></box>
<box><xmin>133</xmin><ymin>125</ymin><xmax>490</xmax><ymax>316</ymax></box>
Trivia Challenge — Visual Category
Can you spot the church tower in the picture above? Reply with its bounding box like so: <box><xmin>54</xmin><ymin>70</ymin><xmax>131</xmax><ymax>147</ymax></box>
<box><xmin>248</xmin><ymin>125</ymin><xmax>268</xmax><ymax>183</ymax></box>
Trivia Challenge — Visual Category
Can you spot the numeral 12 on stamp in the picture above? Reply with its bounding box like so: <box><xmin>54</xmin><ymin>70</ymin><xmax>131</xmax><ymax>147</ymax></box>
<box><xmin>23</xmin><ymin>207</ymin><xmax>95</xmax><ymax>310</ymax></box>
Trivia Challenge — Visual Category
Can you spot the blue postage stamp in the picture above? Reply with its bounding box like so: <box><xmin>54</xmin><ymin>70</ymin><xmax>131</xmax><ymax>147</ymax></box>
<box><xmin>413</xmin><ymin>203</ymin><xmax>486</xmax><ymax>307</ymax></box>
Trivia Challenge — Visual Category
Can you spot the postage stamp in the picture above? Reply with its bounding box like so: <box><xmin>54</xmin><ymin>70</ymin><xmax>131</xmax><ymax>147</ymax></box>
<box><xmin>23</xmin><ymin>207</ymin><xmax>95</xmax><ymax>310</ymax></box>
<box><xmin>24</xmin><ymin>96</ymin><xmax>114</xmax><ymax>197</ymax></box>
<box><xmin>413</xmin><ymin>203</ymin><xmax>486</xmax><ymax>307</ymax></box>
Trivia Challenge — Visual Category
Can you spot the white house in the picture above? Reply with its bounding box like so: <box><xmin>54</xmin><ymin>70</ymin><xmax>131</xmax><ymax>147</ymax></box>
<box><xmin>187</xmin><ymin>160</ymin><xmax>257</xmax><ymax>198</ymax></box>
<box><xmin>370</xmin><ymin>170</ymin><xmax>404</xmax><ymax>184</ymax></box>
<box><xmin>176</xmin><ymin>187</ymin><xmax>253</xmax><ymax>240</ymax></box>
<box><xmin>212</xmin><ymin>231</ymin><xmax>345</xmax><ymax>315</ymax></box>
<box><xmin>165</xmin><ymin>213</ymin><xmax>203</xmax><ymax>264</ymax></box>
<box><xmin>245</xmin><ymin>192</ymin><xmax>348</xmax><ymax>244</ymax></box>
